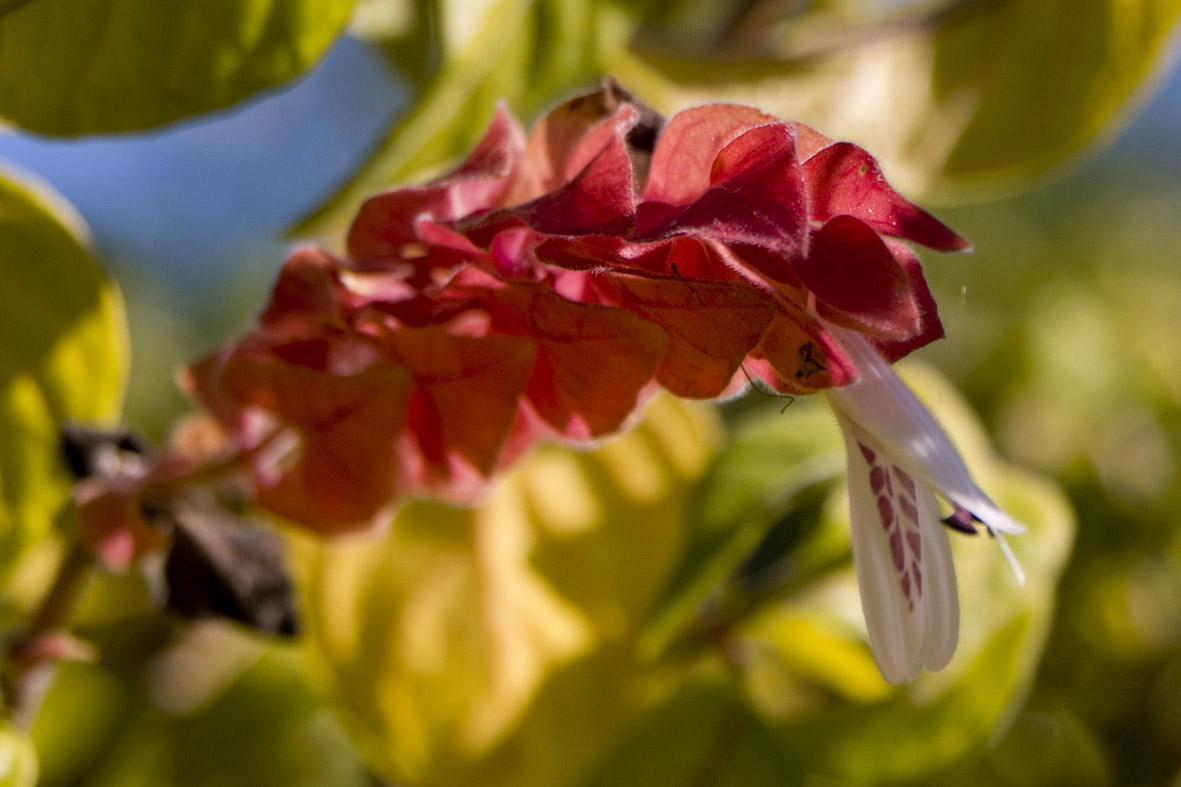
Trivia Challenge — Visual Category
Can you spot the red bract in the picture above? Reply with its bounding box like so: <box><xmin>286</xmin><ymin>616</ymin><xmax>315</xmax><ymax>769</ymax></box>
<box><xmin>185</xmin><ymin>81</ymin><xmax>967</xmax><ymax>534</ymax></box>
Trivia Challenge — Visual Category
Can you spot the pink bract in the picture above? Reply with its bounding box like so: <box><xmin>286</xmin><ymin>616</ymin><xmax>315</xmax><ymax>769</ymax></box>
<box><xmin>185</xmin><ymin>81</ymin><xmax>967</xmax><ymax>534</ymax></box>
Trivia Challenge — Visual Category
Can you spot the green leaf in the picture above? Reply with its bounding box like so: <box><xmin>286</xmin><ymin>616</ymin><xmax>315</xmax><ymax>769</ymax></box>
<box><xmin>639</xmin><ymin>397</ymin><xmax>847</xmax><ymax>661</ymax></box>
<box><xmin>0</xmin><ymin>0</ymin><xmax>356</xmax><ymax>135</ymax></box>
<box><xmin>614</xmin><ymin>0</ymin><xmax>1181</xmax><ymax>201</ymax></box>
<box><xmin>29</xmin><ymin>632</ymin><xmax>369</xmax><ymax>787</ymax></box>
<box><xmin>577</xmin><ymin>679</ymin><xmax>792</xmax><ymax>787</ymax></box>
<box><xmin>0</xmin><ymin>0</ymin><xmax>31</xmax><ymax>18</ymax></box>
<box><xmin>293</xmin><ymin>0</ymin><xmax>617</xmax><ymax>236</ymax></box>
<box><xmin>27</xmin><ymin>660</ymin><xmax>129</xmax><ymax>787</ymax></box>
<box><xmin>949</xmin><ymin>695</ymin><xmax>1110</xmax><ymax>786</ymax></box>
<box><xmin>0</xmin><ymin>165</ymin><xmax>128</xmax><ymax>579</ymax></box>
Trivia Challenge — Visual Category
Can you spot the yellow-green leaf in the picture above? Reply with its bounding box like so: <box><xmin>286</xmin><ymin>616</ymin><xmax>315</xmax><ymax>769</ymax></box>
<box><xmin>614</xmin><ymin>0</ymin><xmax>1181</xmax><ymax>201</ymax></box>
<box><xmin>0</xmin><ymin>165</ymin><xmax>128</xmax><ymax>579</ymax></box>
<box><xmin>0</xmin><ymin>0</ymin><xmax>356</xmax><ymax>135</ymax></box>
<box><xmin>293</xmin><ymin>395</ymin><xmax>721</xmax><ymax>786</ymax></box>
<box><xmin>931</xmin><ymin>0</ymin><xmax>1181</xmax><ymax>191</ymax></box>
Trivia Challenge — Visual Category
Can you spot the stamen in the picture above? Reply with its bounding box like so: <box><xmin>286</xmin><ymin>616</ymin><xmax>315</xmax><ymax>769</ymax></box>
<box><xmin>941</xmin><ymin>507</ymin><xmax>980</xmax><ymax>535</ymax></box>
<box><xmin>985</xmin><ymin>526</ymin><xmax>1026</xmax><ymax>586</ymax></box>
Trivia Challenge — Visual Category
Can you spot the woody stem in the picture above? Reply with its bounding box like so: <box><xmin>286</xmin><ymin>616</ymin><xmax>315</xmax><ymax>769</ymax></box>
<box><xmin>2</xmin><ymin>541</ymin><xmax>95</xmax><ymax>724</ymax></box>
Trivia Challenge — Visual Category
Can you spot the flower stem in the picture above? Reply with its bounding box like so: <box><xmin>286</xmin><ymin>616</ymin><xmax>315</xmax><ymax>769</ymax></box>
<box><xmin>25</xmin><ymin>542</ymin><xmax>93</xmax><ymax>640</ymax></box>
<box><xmin>2</xmin><ymin>541</ymin><xmax>95</xmax><ymax>725</ymax></box>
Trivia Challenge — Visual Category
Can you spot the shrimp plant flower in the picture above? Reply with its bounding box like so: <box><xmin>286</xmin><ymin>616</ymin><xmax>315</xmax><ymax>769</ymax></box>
<box><xmin>87</xmin><ymin>80</ymin><xmax>1022</xmax><ymax>683</ymax></box>
<box><xmin>825</xmin><ymin>324</ymin><xmax>1024</xmax><ymax>682</ymax></box>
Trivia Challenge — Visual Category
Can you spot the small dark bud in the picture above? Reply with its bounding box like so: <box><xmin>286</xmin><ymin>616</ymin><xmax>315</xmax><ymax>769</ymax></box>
<box><xmin>161</xmin><ymin>492</ymin><xmax>300</xmax><ymax>637</ymax></box>
<box><xmin>60</xmin><ymin>424</ymin><xmax>149</xmax><ymax>481</ymax></box>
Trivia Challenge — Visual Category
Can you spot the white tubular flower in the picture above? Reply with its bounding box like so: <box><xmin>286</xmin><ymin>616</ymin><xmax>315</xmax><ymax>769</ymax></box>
<box><xmin>824</xmin><ymin>325</ymin><xmax>1024</xmax><ymax>684</ymax></box>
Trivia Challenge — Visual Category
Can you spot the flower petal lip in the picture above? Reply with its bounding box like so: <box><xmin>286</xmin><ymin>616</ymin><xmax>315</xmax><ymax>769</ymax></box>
<box><xmin>825</xmin><ymin>323</ymin><xmax>1027</xmax><ymax>680</ymax></box>
<box><xmin>838</xmin><ymin>413</ymin><xmax>959</xmax><ymax>683</ymax></box>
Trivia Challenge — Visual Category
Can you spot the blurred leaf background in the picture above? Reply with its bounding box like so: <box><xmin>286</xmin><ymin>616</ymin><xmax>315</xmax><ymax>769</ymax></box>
<box><xmin>1</xmin><ymin>0</ymin><xmax>1180</xmax><ymax>785</ymax></box>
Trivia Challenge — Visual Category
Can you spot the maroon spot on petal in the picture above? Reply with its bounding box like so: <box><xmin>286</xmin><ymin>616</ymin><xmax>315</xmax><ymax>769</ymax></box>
<box><xmin>906</xmin><ymin>530</ymin><xmax>922</xmax><ymax>560</ymax></box>
<box><xmin>858</xmin><ymin>442</ymin><xmax>876</xmax><ymax>464</ymax></box>
<box><xmin>899</xmin><ymin>495</ymin><xmax>919</xmax><ymax>526</ymax></box>
<box><xmin>901</xmin><ymin>571</ymin><xmax>912</xmax><ymax>601</ymax></box>
<box><xmin>889</xmin><ymin>530</ymin><xmax>905</xmax><ymax>571</ymax></box>
<box><xmin>912</xmin><ymin>562</ymin><xmax>923</xmax><ymax>595</ymax></box>
<box><xmin>892</xmin><ymin>467</ymin><xmax>916</xmax><ymax>497</ymax></box>
<box><xmin>877</xmin><ymin>495</ymin><xmax>896</xmax><ymax>530</ymax></box>
<box><xmin>869</xmin><ymin>465</ymin><xmax>887</xmax><ymax>495</ymax></box>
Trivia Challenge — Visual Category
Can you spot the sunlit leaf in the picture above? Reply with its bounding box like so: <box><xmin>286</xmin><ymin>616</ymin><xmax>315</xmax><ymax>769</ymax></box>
<box><xmin>0</xmin><ymin>718</ymin><xmax>38</xmax><ymax>787</ymax></box>
<box><xmin>293</xmin><ymin>395</ymin><xmax>721</xmax><ymax>786</ymax></box>
<box><xmin>294</xmin><ymin>0</ymin><xmax>613</xmax><ymax>236</ymax></box>
<box><xmin>615</xmin><ymin>0</ymin><xmax>1181</xmax><ymax>201</ymax></box>
<box><xmin>930</xmin><ymin>0</ymin><xmax>1181</xmax><ymax>191</ymax></box>
<box><xmin>0</xmin><ymin>0</ymin><xmax>356</xmax><ymax>135</ymax></box>
<box><xmin>0</xmin><ymin>165</ymin><xmax>127</xmax><ymax>579</ymax></box>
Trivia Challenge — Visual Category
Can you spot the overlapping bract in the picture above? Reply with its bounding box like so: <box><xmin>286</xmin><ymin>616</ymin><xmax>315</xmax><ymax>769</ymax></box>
<box><xmin>186</xmin><ymin>82</ymin><xmax>967</xmax><ymax>534</ymax></box>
